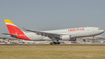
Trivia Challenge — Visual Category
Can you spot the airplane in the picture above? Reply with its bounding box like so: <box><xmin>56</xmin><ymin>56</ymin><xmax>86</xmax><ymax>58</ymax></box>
<box><xmin>3</xmin><ymin>19</ymin><xmax>104</xmax><ymax>45</ymax></box>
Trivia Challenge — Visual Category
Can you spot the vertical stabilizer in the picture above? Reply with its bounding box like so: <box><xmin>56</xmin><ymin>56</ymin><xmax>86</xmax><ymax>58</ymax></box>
<box><xmin>4</xmin><ymin>19</ymin><xmax>30</xmax><ymax>40</ymax></box>
<box><xmin>4</xmin><ymin>19</ymin><xmax>22</xmax><ymax>35</ymax></box>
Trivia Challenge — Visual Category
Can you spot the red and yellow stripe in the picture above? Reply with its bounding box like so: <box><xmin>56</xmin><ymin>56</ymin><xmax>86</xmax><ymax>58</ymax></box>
<box><xmin>4</xmin><ymin>19</ymin><xmax>16</xmax><ymax>26</ymax></box>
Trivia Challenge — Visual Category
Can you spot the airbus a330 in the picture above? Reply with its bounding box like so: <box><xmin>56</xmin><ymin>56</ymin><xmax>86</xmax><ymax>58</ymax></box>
<box><xmin>3</xmin><ymin>19</ymin><xmax>104</xmax><ymax>45</ymax></box>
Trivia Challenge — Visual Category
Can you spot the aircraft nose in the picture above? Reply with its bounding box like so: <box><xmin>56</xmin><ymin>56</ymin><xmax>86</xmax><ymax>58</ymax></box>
<box><xmin>101</xmin><ymin>30</ymin><xmax>104</xmax><ymax>33</ymax></box>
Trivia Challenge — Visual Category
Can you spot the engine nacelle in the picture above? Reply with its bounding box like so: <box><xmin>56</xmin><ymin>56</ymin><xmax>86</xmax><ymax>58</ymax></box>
<box><xmin>60</xmin><ymin>35</ymin><xmax>76</xmax><ymax>41</ymax></box>
<box><xmin>69</xmin><ymin>38</ymin><xmax>76</xmax><ymax>41</ymax></box>
<box><xmin>60</xmin><ymin>35</ymin><xmax>71</xmax><ymax>40</ymax></box>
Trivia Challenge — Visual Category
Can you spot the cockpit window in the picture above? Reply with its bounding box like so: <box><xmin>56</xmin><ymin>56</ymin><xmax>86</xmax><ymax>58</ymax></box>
<box><xmin>98</xmin><ymin>28</ymin><xmax>102</xmax><ymax>30</ymax></box>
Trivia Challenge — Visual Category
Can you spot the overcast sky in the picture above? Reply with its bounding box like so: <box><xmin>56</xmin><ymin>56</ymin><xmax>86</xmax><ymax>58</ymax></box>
<box><xmin>0</xmin><ymin>0</ymin><xmax>105</xmax><ymax>37</ymax></box>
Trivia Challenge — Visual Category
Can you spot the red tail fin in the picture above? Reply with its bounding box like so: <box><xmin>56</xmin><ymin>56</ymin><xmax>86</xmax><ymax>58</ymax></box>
<box><xmin>4</xmin><ymin>19</ymin><xmax>30</xmax><ymax>40</ymax></box>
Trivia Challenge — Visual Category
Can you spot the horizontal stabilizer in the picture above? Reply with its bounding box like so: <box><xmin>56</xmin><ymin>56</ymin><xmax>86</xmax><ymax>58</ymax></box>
<box><xmin>2</xmin><ymin>33</ymin><xmax>17</xmax><ymax>38</ymax></box>
<box><xmin>2</xmin><ymin>33</ymin><xmax>11</xmax><ymax>35</ymax></box>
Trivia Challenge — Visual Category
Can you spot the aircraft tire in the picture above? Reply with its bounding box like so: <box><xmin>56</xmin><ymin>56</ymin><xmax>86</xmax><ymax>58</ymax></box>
<box><xmin>57</xmin><ymin>42</ymin><xmax>60</xmax><ymax>45</ymax></box>
<box><xmin>53</xmin><ymin>42</ymin><xmax>57</xmax><ymax>45</ymax></box>
<box><xmin>50</xmin><ymin>42</ymin><xmax>60</xmax><ymax>45</ymax></box>
<box><xmin>50</xmin><ymin>42</ymin><xmax>53</xmax><ymax>45</ymax></box>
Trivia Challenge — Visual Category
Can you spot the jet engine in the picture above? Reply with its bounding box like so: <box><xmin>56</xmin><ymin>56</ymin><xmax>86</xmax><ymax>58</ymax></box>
<box><xmin>60</xmin><ymin>35</ymin><xmax>76</xmax><ymax>41</ymax></box>
<box><xmin>69</xmin><ymin>38</ymin><xmax>76</xmax><ymax>41</ymax></box>
<box><xmin>60</xmin><ymin>35</ymin><xmax>71</xmax><ymax>40</ymax></box>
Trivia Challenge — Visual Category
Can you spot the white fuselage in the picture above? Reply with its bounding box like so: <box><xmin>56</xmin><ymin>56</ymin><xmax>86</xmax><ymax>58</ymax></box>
<box><xmin>23</xmin><ymin>27</ymin><xmax>104</xmax><ymax>41</ymax></box>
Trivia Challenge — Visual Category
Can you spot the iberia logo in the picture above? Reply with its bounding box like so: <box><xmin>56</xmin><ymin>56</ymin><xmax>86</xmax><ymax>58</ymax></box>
<box><xmin>68</xmin><ymin>28</ymin><xmax>85</xmax><ymax>31</ymax></box>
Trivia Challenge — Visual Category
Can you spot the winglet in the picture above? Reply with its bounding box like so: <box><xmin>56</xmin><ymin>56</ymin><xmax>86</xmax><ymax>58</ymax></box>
<box><xmin>22</xmin><ymin>27</ymin><xmax>29</xmax><ymax>31</ymax></box>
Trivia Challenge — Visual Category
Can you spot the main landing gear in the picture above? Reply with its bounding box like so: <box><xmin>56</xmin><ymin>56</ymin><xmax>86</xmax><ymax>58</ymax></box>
<box><xmin>50</xmin><ymin>38</ymin><xmax>60</xmax><ymax>45</ymax></box>
<box><xmin>50</xmin><ymin>42</ymin><xmax>60</xmax><ymax>45</ymax></box>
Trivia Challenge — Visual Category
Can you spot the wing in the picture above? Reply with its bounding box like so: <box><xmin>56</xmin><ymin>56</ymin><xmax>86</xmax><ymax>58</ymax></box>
<box><xmin>23</xmin><ymin>27</ymin><xmax>61</xmax><ymax>40</ymax></box>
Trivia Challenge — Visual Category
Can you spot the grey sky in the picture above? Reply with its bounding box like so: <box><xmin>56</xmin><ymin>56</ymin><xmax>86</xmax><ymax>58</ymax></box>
<box><xmin>0</xmin><ymin>0</ymin><xmax>105</xmax><ymax>37</ymax></box>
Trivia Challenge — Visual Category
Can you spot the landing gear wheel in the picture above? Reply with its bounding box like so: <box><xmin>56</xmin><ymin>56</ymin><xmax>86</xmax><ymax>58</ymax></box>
<box><xmin>54</xmin><ymin>42</ymin><xmax>60</xmax><ymax>45</ymax></box>
<box><xmin>50</xmin><ymin>42</ymin><xmax>60</xmax><ymax>45</ymax></box>
<box><xmin>50</xmin><ymin>42</ymin><xmax>53</xmax><ymax>45</ymax></box>
<box><xmin>53</xmin><ymin>42</ymin><xmax>57</xmax><ymax>45</ymax></box>
<box><xmin>57</xmin><ymin>42</ymin><xmax>60</xmax><ymax>45</ymax></box>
